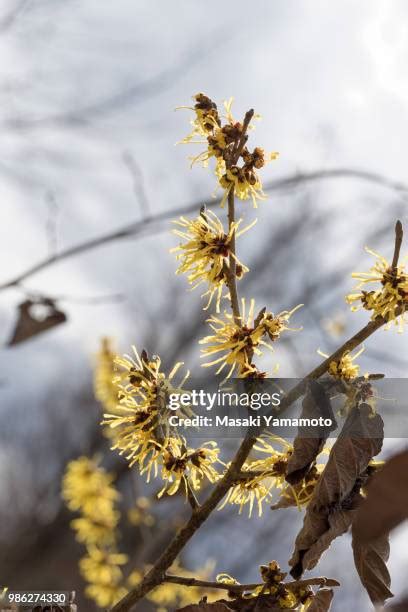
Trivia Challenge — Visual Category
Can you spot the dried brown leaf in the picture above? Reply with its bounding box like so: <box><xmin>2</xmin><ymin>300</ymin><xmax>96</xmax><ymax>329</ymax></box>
<box><xmin>352</xmin><ymin>532</ymin><xmax>393</xmax><ymax>605</ymax></box>
<box><xmin>8</xmin><ymin>299</ymin><xmax>67</xmax><ymax>345</ymax></box>
<box><xmin>289</xmin><ymin>404</ymin><xmax>384</xmax><ymax>578</ymax></box>
<box><xmin>313</xmin><ymin>405</ymin><xmax>383</xmax><ymax>511</ymax></box>
<box><xmin>301</xmin><ymin>504</ymin><xmax>360</xmax><ymax>571</ymax></box>
<box><xmin>307</xmin><ymin>589</ymin><xmax>334</xmax><ymax>612</ymax></box>
<box><xmin>286</xmin><ymin>381</ymin><xmax>336</xmax><ymax>485</ymax></box>
<box><xmin>353</xmin><ymin>450</ymin><xmax>408</xmax><ymax>542</ymax></box>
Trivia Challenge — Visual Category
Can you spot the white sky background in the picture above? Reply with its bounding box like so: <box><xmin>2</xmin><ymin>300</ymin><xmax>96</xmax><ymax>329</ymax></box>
<box><xmin>0</xmin><ymin>0</ymin><xmax>407</xmax><ymax>609</ymax></box>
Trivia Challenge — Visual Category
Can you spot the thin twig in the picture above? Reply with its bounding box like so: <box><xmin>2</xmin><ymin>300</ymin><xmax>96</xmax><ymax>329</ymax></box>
<box><xmin>162</xmin><ymin>574</ymin><xmax>340</xmax><ymax>592</ymax></box>
<box><xmin>226</xmin><ymin>189</ymin><xmax>241</xmax><ymax>323</ymax></box>
<box><xmin>391</xmin><ymin>220</ymin><xmax>403</xmax><ymax>270</ymax></box>
<box><xmin>122</xmin><ymin>151</ymin><xmax>151</xmax><ymax>220</ymax></box>
<box><xmin>222</xmin><ymin>109</ymin><xmax>255</xmax><ymax>325</ymax></box>
<box><xmin>232</xmin><ymin>109</ymin><xmax>254</xmax><ymax>162</ymax></box>
<box><xmin>0</xmin><ymin>167</ymin><xmax>406</xmax><ymax>294</ymax></box>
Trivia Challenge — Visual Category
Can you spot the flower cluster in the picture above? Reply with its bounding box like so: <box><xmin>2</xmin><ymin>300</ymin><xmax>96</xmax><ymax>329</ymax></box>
<box><xmin>346</xmin><ymin>247</ymin><xmax>408</xmax><ymax>331</ymax></box>
<box><xmin>318</xmin><ymin>347</ymin><xmax>364</xmax><ymax>381</ymax></box>
<box><xmin>172</xmin><ymin>209</ymin><xmax>255</xmax><ymax>311</ymax></box>
<box><xmin>62</xmin><ymin>457</ymin><xmax>128</xmax><ymax>608</ymax></box>
<box><xmin>219</xmin><ymin>435</ymin><xmax>293</xmax><ymax>516</ymax></box>
<box><xmin>94</xmin><ymin>337</ymin><xmax>119</xmax><ymax>412</ymax></box>
<box><xmin>217</xmin><ymin>562</ymin><xmax>310</xmax><ymax>609</ymax></box>
<box><xmin>200</xmin><ymin>299</ymin><xmax>302</xmax><ymax>379</ymax></box>
<box><xmin>179</xmin><ymin>93</ymin><xmax>278</xmax><ymax>207</ymax></box>
<box><xmin>102</xmin><ymin>346</ymin><xmax>221</xmax><ymax>497</ymax></box>
<box><xmin>127</xmin><ymin>496</ymin><xmax>155</xmax><ymax>528</ymax></box>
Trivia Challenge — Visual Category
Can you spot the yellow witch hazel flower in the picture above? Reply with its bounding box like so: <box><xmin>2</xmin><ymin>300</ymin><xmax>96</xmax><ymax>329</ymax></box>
<box><xmin>62</xmin><ymin>456</ymin><xmax>120</xmax><ymax>540</ymax></box>
<box><xmin>219</xmin><ymin>435</ymin><xmax>293</xmax><ymax>517</ymax></box>
<box><xmin>94</xmin><ymin>337</ymin><xmax>119</xmax><ymax>412</ymax></box>
<box><xmin>159</xmin><ymin>441</ymin><xmax>221</xmax><ymax>498</ymax></box>
<box><xmin>200</xmin><ymin>298</ymin><xmax>266</xmax><ymax>379</ymax></box>
<box><xmin>200</xmin><ymin>299</ymin><xmax>302</xmax><ymax>379</ymax></box>
<box><xmin>80</xmin><ymin>546</ymin><xmax>128</xmax><ymax>608</ymax></box>
<box><xmin>179</xmin><ymin>93</ymin><xmax>278</xmax><ymax>208</ymax></box>
<box><xmin>103</xmin><ymin>347</ymin><xmax>190</xmax><ymax>471</ymax></box>
<box><xmin>318</xmin><ymin>346</ymin><xmax>365</xmax><ymax>381</ymax></box>
<box><xmin>346</xmin><ymin>246</ymin><xmax>408</xmax><ymax>331</ymax></box>
<box><xmin>103</xmin><ymin>346</ymin><xmax>222</xmax><ymax>496</ymax></box>
<box><xmin>62</xmin><ymin>457</ymin><xmax>129</xmax><ymax>608</ymax></box>
<box><xmin>171</xmin><ymin>208</ymin><xmax>255</xmax><ymax>311</ymax></box>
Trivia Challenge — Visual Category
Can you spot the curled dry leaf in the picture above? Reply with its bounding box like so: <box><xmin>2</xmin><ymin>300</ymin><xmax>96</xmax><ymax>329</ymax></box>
<box><xmin>289</xmin><ymin>403</ymin><xmax>384</xmax><ymax>578</ymax></box>
<box><xmin>353</xmin><ymin>450</ymin><xmax>408</xmax><ymax>542</ymax></box>
<box><xmin>307</xmin><ymin>589</ymin><xmax>334</xmax><ymax>612</ymax></box>
<box><xmin>8</xmin><ymin>298</ymin><xmax>67</xmax><ymax>346</ymax></box>
<box><xmin>286</xmin><ymin>381</ymin><xmax>336</xmax><ymax>485</ymax></box>
<box><xmin>352</xmin><ymin>531</ymin><xmax>392</xmax><ymax>605</ymax></box>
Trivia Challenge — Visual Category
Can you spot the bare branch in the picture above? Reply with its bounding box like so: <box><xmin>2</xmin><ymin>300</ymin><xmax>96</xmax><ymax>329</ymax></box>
<box><xmin>162</xmin><ymin>574</ymin><xmax>340</xmax><ymax>593</ymax></box>
<box><xmin>391</xmin><ymin>220</ymin><xmax>403</xmax><ymax>270</ymax></box>
<box><xmin>0</xmin><ymin>168</ymin><xmax>406</xmax><ymax>295</ymax></box>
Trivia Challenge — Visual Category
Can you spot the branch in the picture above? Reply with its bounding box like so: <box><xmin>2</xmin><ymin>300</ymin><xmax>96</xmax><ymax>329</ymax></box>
<box><xmin>391</xmin><ymin>220</ymin><xmax>403</xmax><ymax>270</ymax></box>
<box><xmin>1</xmin><ymin>167</ymin><xmax>406</xmax><ymax>294</ymax></box>
<box><xmin>162</xmin><ymin>574</ymin><xmax>340</xmax><ymax>593</ymax></box>
<box><xmin>225</xmin><ymin>189</ymin><xmax>241</xmax><ymax>323</ymax></box>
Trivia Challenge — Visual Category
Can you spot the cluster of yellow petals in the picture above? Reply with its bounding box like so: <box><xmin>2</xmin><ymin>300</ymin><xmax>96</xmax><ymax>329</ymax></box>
<box><xmin>200</xmin><ymin>299</ymin><xmax>302</xmax><ymax>379</ymax></box>
<box><xmin>217</xmin><ymin>561</ymin><xmax>311</xmax><ymax>609</ymax></box>
<box><xmin>318</xmin><ymin>347</ymin><xmax>364</xmax><ymax>381</ymax></box>
<box><xmin>219</xmin><ymin>435</ymin><xmax>293</xmax><ymax>517</ymax></box>
<box><xmin>62</xmin><ymin>457</ymin><xmax>128</xmax><ymax>608</ymax></box>
<box><xmin>178</xmin><ymin>93</ymin><xmax>278</xmax><ymax>208</ymax></box>
<box><xmin>94</xmin><ymin>337</ymin><xmax>119</xmax><ymax>412</ymax></box>
<box><xmin>101</xmin><ymin>347</ymin><xmax>221</xmax><ymax>497</ymax></box>
<box><xmin>346</xmin><ymin>247</ymin><xmax>408</xmax><ymax>332</ymax></box>
<box><xmin>172</xmin><ymin>209</ymin><xmax>255</xmax><ymax>311</ymax></box>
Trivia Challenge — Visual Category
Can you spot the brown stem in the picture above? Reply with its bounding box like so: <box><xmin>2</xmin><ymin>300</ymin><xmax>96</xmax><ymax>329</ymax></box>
<box><xmin>162</xmin><ymin>574</ymin><xmax>340</xmax><ymax>593</ymax></box>
<box><xmin>391</xmin><ymin>219</ymin><xmax>403</xmax><ymax>270</ymax></box>
<box><xmin>232</xmin><ymin>108</ymin><xmax>254</xmax><ymax>163</ymax></box>
<box><xmin>225</xmin><ymin>188</ymin><xmax>241</xmax><ymax>324</ymax></box>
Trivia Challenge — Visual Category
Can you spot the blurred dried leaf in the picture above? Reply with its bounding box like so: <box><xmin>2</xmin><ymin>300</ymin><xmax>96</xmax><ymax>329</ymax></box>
<box><xmin>307</xmin><ymin>589</ymin><xmax>334</xmax><ymax>611</ymax></box>
<box><xmin>382</xmin><ymin>595</ymin><xmax>408</xmax><ymax>611</ymax></box>
<box><xmin>289</xmin><ymin>404</ymin><xmax>383</xmax><ymax>578</ymax></box>
<box><xmin>353</xmin><ymin>450</ymin><xmax>408</xmax><ymax>542</ymax></box>
<box><xmin>352</xmin><ymin>532</ymin><xmax>392</xmax><ymax>605</ymax></box>
<box><xmin>8</xmin><ymin>299</ymin><xmax>67</xmax><ymax>345</ymax></box>
<box><xmin>286</xmin><ymin>381</ymin><xmax>336</xmax><ymax>485</ymax></box>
